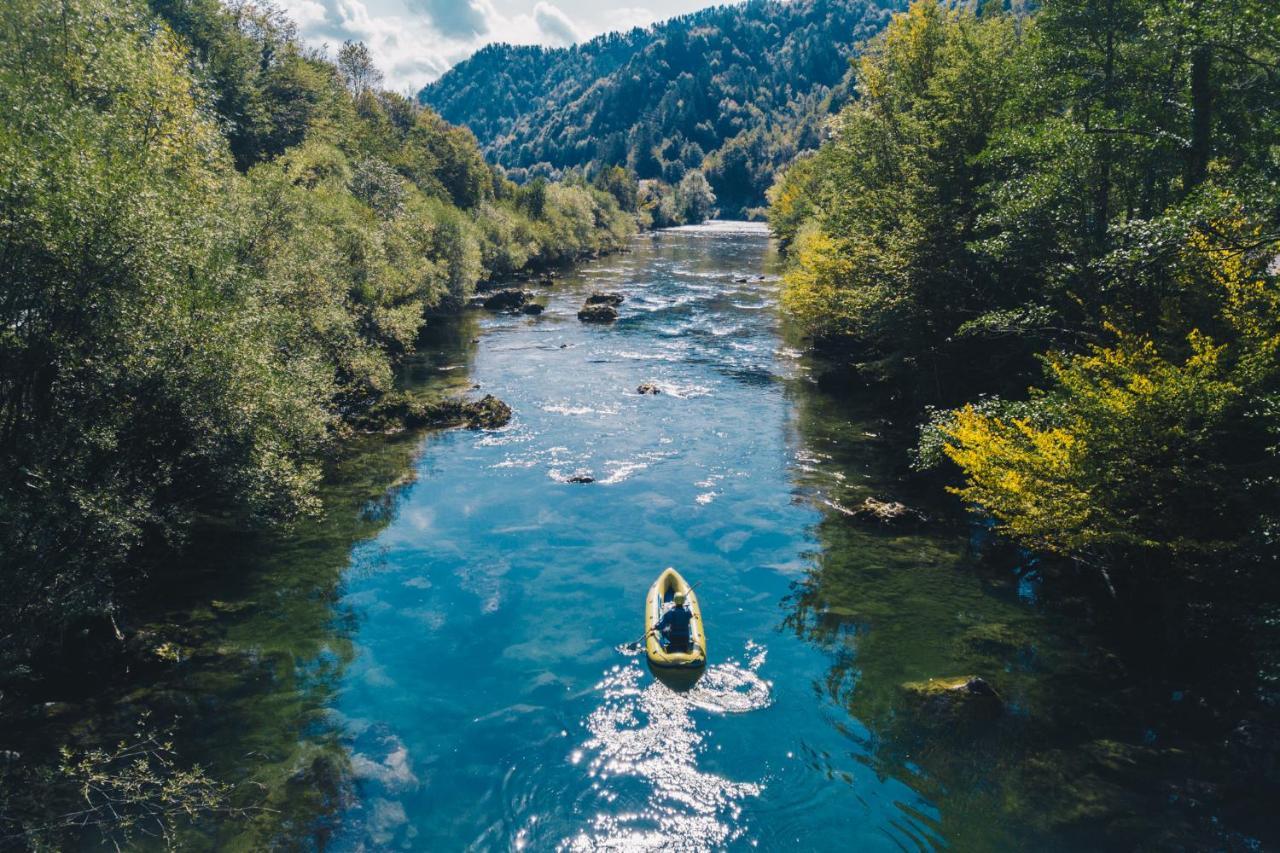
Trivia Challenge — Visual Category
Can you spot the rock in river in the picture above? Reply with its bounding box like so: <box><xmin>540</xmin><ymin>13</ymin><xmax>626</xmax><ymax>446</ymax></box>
<box><xmin>900</xmin><ymin>675</ymin><xmax>1003</xmax><ymax>721</ymax></box>
<box><xmin>482</xmin><ymin>289</ymin><xmax>531</xmax><ymax>311</ymax></box>
<box><xmin>853</xmin><ymin>496</ymin><xmax>926</xmax><ymax>525</ymax></box>
<box><xmin>462</xmin><ymin>395</ymin><xmax>512</xmax><ymax>429</ymax></box>
<box><xmin>578</xmin><ymin>304</ymin><xmax>618</xmax><ymax>323</ymax></box>
<box><xmin>521</xmin><ymin>303</ymin><xmax>544</xmax><ymax>315</ymax></box>
<box><xmin>637</xmin><ymin>382</ymin><xmax>661</xmax><ymax>395</ymax></box>
<box><xmin>584</xmin><ymin>292</ymin><xmax>624</xmax><ymax>306</ymax></box>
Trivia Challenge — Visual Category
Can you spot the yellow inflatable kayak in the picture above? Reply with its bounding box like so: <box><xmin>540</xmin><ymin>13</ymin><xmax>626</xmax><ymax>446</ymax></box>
<box><xmin>645</xmin><ymin>567</ymin><xmax>707</xmax><ymax>690</ymax></box>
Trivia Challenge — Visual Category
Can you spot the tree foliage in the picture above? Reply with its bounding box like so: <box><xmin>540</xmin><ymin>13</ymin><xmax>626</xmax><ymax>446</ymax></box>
<box><xmin>772</xmin><ymin>0</ymin><xmax>1280</xmax><ymax>572</ymax></box>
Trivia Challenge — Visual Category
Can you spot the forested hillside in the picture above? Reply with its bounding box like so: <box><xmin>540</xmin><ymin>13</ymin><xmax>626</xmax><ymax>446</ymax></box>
<box><xmin>0</xmin><ymin>0</ymin><xmax>634</xmax><ymax>672</ymax></box>
<box><xmin>420</xmin><ymin>0</ymin><xmax>901</xmax><ymax>218</ymax></box>
<box><xmin>771</xmin><ymin>0</ymin><xmax>1280</xmax><ymax>588</ymax></box>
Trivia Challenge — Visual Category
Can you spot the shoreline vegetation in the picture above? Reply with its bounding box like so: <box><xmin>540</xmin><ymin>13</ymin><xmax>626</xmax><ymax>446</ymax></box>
<box><xmin>0</xmin><ymin>0</ymin><xmax>648</xmax><ymax>753</ymax></box>
<box><xmin>769</xmin><ymin>0</ymin><xmax>1280</xmax><ymax>833</ymax></box>
<box><xmin>770</xmin><ymin>0</ymin><xmax>1280</xmax><ymax>593</ymax></box>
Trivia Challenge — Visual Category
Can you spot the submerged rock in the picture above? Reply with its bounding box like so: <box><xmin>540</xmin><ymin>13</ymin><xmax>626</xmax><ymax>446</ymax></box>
<box><xmin>584</xmin><ymin>292</ymin><xmax>623</xmax><ymax>306</ymax></box>
<box><xmin>567</xmin><ymin>474</ymin><xmax>595</xmax><ymax>484</ymax></box>
<box><xmin>853</xmin><ymin>496</ymin><xmax>926</xmax><ymax>525</ymax></box>
<box><xmin>578</xmin><ymin>304</ymin><xmax>618</xmax><ymax>323</ymax></box>
<box><xmin>482</xmin><ymin>289</ymin><xmax>531</xmax><ymax>311</ymax></box>
<box><xmin>637</xmin><ymin>382</ymin><xmax>661</xmax><ymax>395</ymax></box>
<box><xmin>900</xmin><ymin>675</ymin><xmax>1003</xmax><ymax>720</ymax></box>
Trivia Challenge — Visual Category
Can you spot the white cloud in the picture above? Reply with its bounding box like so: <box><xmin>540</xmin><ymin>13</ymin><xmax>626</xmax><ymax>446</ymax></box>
<box><xmin>533</xmin><ymin>2</ymin><xmax>582</xmax><ymax>45</ymax></box>
<box><xmin>275</xmin><ymin>0</ymin><xmax>667</xmax><ymax>93</ymax></box>
<box><xmin>607</xmin><ymin>6</ymin><xmax>659</xmax><ymax>31</ymax></box>
<box><xmin>408</xmin><ymin>0</ymin><xmax>493</xmax><ymax>38</ymax></box>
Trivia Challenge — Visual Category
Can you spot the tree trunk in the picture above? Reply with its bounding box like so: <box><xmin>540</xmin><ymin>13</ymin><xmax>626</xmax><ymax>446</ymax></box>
<box><xmin>1185</xmin><ymin>44</ymin><xmax>1213</xmax><ymax>193</ymax></box>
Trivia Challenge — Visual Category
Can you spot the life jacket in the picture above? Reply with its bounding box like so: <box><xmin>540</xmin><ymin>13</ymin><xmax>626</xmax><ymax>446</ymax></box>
<box><xmin>661</xmin><ymin>605</ymin><xmax>692</xmax><ymax>641</ymax></box>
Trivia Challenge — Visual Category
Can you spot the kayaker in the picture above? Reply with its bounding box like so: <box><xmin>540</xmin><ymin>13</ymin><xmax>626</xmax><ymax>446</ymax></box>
<box><xmin>656</xmin><ymin>591</ymin><xmax>693</xmax><ymax>652</ymax></box>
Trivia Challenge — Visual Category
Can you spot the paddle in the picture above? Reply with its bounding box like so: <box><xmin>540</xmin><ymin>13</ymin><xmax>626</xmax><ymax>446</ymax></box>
<box><xmin>624</xmin><ymin>581</ymin><xmax>701</xmax><ymax>651</ymax></box>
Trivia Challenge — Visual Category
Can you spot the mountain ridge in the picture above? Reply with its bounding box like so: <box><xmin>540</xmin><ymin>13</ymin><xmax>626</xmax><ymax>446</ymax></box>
<box><xmin>420</xmin><ymin>0</ymin><xmax>902</xmax><ymax>216</ymax></box>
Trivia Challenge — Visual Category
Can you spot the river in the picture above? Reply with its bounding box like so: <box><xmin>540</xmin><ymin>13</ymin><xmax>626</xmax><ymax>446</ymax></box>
<box><xmin>20</xmin><ymin>223</ymin><xmax>1275</xmax><ymax>850</ymax></box>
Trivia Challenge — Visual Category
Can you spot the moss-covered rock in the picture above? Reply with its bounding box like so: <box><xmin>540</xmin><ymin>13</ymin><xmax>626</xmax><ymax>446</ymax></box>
<box><xmin>462</xmin><ymin>395</ymin><xmax>512</xmax><ymax>429</ymax></box>
<box><xmin>900</xmin><ymin>675</ymin><xmax>1003</xmax><ymax>720</ymax></box>
<box><xmin>578</xmin><ymin>304</ymin><xmax>618</xmax><ymax>323</ymax></box>
<box><xmin>481</xmin><ymin>289</ymin><xmax>531</xmax><ymax>311</ymax></box>
<box><xmin>355</xmin><ymin>392</ymin><xmax>512</xmax><ymax>432</ymax></box>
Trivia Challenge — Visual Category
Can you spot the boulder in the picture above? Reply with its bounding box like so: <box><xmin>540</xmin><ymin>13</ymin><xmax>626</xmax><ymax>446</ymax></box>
<box><xmin>357</xmin><ymin>391</ymin><xmax>511</xmax><ymax>432</ymax></box>
<box><xmin>578</xmin><ymin>304</ymin><xmax>618</xmax><ymax>323</ymax></box>
<box><xmin>567</xmin><ymin>474</ymin><xmax>595</xmax><ymax>484</ymax></box>
<box><xmin>539</xmin><ymin>275</ymin><xmax>555</xmax><ymax>286</ymax></box>
<box><xmin>521</xmin><ymin>303</ymin><xmax>545</xmax><ymax>315</ymax></box>
<box><xmin>900</xmin><ymin>675</ymin><xmax>1003</xmax><ymax>720</ymax></box>
<box><xmin>637</xmin><ymin>382</ymin><xmax>661</xmax><ymax>395</ymax></box>
<box><xmin>462</xmin><ymin>395</ymin><xmax>512</xmax><ymax>429</ymax></box>
<box><xmin>482</xmin><ymin>289</ymin><xmax>530</xmax><ymax>311</ymax></box>
<box><xmin>585</xmin><ymin>292</ymin><xmax>624</xmax><ymax>306</ymax></box>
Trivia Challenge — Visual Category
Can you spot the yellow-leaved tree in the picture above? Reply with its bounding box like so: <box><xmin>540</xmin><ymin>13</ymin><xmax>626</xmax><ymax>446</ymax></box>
<box><xmin>943</xmin><ymin>219</ymin><xmax>1280</xmax><ymax>561</ymax></box>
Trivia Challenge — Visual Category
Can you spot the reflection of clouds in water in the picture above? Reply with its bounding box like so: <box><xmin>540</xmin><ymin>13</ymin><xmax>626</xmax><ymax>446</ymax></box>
<box><xmin>351</xmin><ymin>733</ymin><xmax>418</xmax><ymax>791</ymax></box>
<box><xmin>563</xmin><ymin>644</ymin><xmax>771</xmax><ymax>851</ymax></box>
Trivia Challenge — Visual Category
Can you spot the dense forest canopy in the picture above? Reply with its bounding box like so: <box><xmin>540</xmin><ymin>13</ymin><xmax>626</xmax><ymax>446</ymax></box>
<box><xmin>0</xmin><ymin>0</ymin><xmax>636</xmax><ymax>674</ymax></box>
<box><xmin>419</xmin><ymin>0</ymin><xmax>903</xmax><ymax>217</ymax></box>
<box><xmin>771</xmin><ymin>0</ymin><xmax>1280</xmax><ymax>585</ymax></box>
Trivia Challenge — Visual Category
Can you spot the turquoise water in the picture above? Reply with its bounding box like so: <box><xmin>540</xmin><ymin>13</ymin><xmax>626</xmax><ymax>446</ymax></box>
<box><xmin>326</xmin><ymin>223</ymin><xmax>935</xmax><ymax>850</ymax></box>
<box><xmin>20</xmin><ymin>222</ymin><xmax>1271</xmax><ymax>850</ymax></box>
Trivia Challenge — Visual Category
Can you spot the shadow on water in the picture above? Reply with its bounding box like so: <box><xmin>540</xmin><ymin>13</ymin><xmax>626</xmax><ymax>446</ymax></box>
<box><xmin>781</xmin><ymin>351</ymin><xmax>1280</xmax><ymax>850</ymax></box>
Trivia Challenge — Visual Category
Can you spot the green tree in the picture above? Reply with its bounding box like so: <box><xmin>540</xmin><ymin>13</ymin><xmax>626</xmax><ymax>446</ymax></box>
<box><xmin>338</xmin><ymin>39</ymin><xmax>383</xmax><ymax>94</ymax></box>
<box><xmin>676</xmin><ymin>170</ymin><xmax>718</xmax><ymax>224</ymax></box>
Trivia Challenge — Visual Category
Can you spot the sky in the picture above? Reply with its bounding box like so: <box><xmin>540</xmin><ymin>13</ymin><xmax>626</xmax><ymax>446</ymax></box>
<box><xmin>275</xmin><ymin>0</ymin><xmax>727</xmax><ymax>93</ymax></box>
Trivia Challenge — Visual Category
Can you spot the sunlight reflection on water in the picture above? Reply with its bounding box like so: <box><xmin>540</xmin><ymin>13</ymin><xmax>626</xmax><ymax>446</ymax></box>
<box><xmin>562</xmin><ymin>644</ymin><xmax>772</xmax><ymax>851</ymax></box>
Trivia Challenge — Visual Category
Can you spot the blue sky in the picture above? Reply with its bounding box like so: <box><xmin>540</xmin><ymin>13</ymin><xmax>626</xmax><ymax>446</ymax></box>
<box><xmin>275</xmin><ymin>0</ymin><xmax>727</xmax><ymax>92</ymax></box>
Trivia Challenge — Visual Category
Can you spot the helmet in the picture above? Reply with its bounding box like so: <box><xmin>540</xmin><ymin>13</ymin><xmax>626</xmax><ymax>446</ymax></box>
<box><xmin>674</xmin><ymin>591</ymin><xmax>687</xmax><ymax>605</ymax></box>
